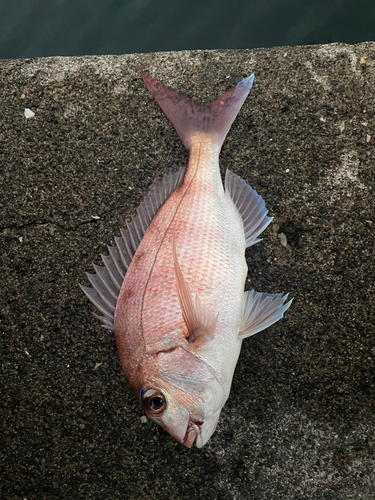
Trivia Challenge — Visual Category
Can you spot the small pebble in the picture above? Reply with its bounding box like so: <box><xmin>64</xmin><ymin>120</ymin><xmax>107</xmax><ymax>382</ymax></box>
<box><xmin>140</xmin><ymin>416</ymin><xmax>147</xmax><ymax>424</ymax></box>
<box><xmin>278</xmin><ymin>233</ymin><xmax>288</xmax><ymax>247</ymax></box>
<box><xmin>24</xmin><ymin>108</ymin><xmax>35</xmax><ymax>119</ymax></box>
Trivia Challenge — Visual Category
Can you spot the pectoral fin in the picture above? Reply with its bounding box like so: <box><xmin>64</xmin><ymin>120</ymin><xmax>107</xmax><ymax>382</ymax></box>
<box><xmin>239</xmin><ymin>290</ymin><xmax>292</xmax><ymax>339</ymax></box>
<box><xmin>173</xmin><ymin>238</ymin><xmax>218</xmax><ymax>343</ymax></box>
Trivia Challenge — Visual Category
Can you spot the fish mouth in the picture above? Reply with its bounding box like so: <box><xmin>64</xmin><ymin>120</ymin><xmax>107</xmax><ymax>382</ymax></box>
<box><xmin>183</xmin><ymin>420</ymin><xmax>203</xmax><ymax>448</ymax></box>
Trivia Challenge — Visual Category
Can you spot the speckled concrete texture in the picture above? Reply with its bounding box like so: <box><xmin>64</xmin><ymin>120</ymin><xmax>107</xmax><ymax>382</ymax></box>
<box><xmin>1</xmin><ymin>44</ymin><xmax>374</xmax><ymax>499</ymax></box>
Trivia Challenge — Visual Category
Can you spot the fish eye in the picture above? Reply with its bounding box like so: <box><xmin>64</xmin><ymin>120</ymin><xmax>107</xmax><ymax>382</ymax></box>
<box><xmin>141</xmin><ymin>389</ymin><xmax>167</xmax><ymax>415</ymax></box>
<box><xmin>150</xmin><ymin>396</ymin><xmax>164</xmax><ymax>410</ymax></box>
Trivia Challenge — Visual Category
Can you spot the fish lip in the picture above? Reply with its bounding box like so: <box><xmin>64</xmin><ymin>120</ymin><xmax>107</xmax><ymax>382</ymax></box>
<box><xmin>182</xmin><ymin>420</ymin><xmax>203</xmax><ymax>448</ymax></box>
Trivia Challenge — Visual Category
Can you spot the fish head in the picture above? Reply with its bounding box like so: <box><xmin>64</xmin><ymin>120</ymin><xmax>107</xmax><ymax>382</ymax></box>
<box><xmin>140</xmin><ymin>347</ymin><xmax>225</xmax><ymax>448</ymax></box>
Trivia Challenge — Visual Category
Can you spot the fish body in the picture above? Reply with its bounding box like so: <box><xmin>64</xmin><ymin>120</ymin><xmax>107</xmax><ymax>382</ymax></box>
<box><xmin>81</xmin><ymin>74</ymin><xmax>292</xmax><ymax>448</ymax></box>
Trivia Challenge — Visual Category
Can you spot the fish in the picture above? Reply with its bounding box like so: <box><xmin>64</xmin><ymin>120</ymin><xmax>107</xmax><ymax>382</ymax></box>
<box><xmin>81</xmin><ymin>73</ymin><xmax>292</xmax><ymax>448</ymax></box>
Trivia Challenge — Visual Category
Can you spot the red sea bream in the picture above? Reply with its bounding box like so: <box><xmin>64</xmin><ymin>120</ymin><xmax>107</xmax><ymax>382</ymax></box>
<box><xmin>81</xmin><ymin>73</ymin><xmax>292</xmax><ymax>448</ymax></box>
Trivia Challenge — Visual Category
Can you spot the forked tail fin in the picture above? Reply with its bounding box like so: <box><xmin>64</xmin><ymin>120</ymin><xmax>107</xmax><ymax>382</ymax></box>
<box><xmin>142</xmin><ymin>73</ymin><xmax>254</xmax><ymax>150</ymax></box>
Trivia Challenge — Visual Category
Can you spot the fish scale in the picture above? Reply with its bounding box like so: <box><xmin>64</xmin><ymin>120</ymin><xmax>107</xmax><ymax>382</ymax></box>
<box><xmin>117</xmin><ymin>147</ymin><xmax>243</xmax><ymax>370</ymax></box>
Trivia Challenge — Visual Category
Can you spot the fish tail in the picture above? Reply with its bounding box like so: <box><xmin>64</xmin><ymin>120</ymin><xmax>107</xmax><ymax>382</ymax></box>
<box><xmin>142</xmin><ymin>73</ymin><xmax>254</xmax><ymax>151</ymax></box>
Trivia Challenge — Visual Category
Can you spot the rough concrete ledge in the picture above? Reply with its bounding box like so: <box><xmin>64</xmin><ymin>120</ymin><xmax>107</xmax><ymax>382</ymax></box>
<box><xmin>1</xmin><ymin>43</ymin><xmax>374</xmax><ymax>499</ymax></box>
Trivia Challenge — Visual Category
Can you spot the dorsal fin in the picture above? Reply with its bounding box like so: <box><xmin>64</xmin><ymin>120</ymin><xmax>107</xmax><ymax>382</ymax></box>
<box><xmin>225</xmin><ymin>169</ymin><xmax>273</xmax><ymax>247</ymax></box>
<box><xmin>80</xmin><ymin>165</ymin><xmax>186</xmax><ymax>329</ymax></box>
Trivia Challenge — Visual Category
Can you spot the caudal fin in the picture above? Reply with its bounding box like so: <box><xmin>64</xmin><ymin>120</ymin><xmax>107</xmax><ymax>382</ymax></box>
<box><xmin>142</xmin><ymin>73</ymin><xmax>254</xmax><ymax>150</ymax></box>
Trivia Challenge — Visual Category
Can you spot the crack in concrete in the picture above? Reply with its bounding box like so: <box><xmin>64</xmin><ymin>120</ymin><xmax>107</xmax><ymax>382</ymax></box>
<box><xmin>0</xmin><ymin>218</ymin><xmax>95</xmax><ymax>233</ymax></box>
<box><xmin>0</xmin><ymin>205</ymin><xmax>132</xmax><ymax>233</ymax></box>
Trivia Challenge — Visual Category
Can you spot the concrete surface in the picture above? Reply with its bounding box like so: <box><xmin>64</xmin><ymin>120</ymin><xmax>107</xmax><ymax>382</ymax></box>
<box><xmin>1</xmin><ymin>43</ymin><xmax>374</xmax><ymax>499</ymax></box>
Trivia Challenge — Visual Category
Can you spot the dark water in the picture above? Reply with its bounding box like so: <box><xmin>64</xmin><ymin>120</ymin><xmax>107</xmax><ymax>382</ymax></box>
<box><xmin>0</xmin><ymin>0</ymin><xmax>374</xmax><ymax>59</ymax></box>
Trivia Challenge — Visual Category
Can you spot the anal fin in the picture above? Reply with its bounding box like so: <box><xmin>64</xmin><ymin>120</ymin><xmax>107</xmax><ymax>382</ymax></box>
<box><xmin>239</xmin><ymin>290</ymin><xmax>292</xmax><ymax>339</ymax></box>
<box><xmin>225</xmin><ymin>169</ymin><xmax>273</xmax><ymax>247</ymax></box>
